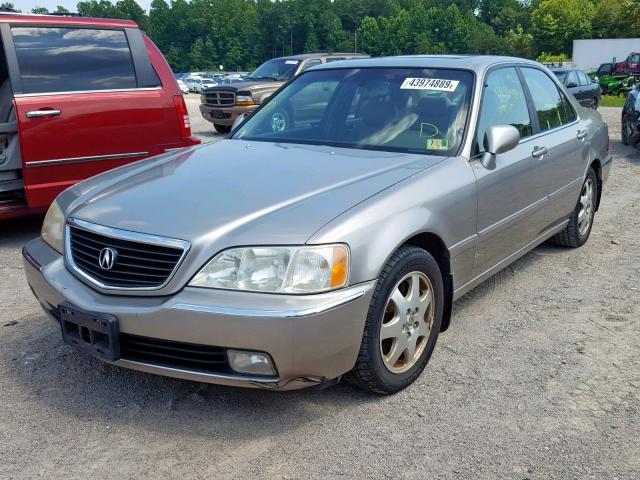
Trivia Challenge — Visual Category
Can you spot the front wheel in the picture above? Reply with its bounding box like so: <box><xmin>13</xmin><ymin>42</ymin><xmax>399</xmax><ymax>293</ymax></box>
<box><xmin>550</xmin><ymin>168</ymin><xmax>598</xmax><ymax>248</ymax></box>
<box><xmin>214</xmin><ymin>124</ymin><xmax>232</xmax><ymax>134</ymax></box>
<box><xmin>346</xmin><ymin>246</ymin><xmax>443</xmax><ymax>394</ymax></box>
<box><xmin>589</xmin><ymin>98</ymin><xmax>599</xmax><ymax>110</ymax></box>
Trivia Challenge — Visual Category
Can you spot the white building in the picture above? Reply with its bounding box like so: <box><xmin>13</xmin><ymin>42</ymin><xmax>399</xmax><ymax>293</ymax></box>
<box><xmin>573</xmin><ymin>38</ymin><xmax>640</xmax><ymax>71</ymax></box>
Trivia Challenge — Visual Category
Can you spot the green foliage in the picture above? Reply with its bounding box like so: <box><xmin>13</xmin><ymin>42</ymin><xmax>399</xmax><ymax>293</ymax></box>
<box><xmin>20</xmin><ymin>0</ymin><xmax>640</xmax><ymax>72</ymax></box>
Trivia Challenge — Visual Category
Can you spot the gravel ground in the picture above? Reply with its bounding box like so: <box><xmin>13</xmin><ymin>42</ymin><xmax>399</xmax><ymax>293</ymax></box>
<box><xmin>0</xmin><ymin>107</ymin><xmax>638</xmax><ymax>480</ymax></box>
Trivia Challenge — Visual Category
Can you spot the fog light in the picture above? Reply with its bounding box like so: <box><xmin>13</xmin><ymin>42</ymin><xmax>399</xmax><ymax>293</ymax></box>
<box><xmin>227</xmin><ymin>350</ymin><xmax>276</xmax><ymax>376</ymax></box>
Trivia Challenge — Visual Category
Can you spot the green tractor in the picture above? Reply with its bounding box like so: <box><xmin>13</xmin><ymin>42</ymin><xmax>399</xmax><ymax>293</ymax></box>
<box><xmin>589</xmin><ymin>63</ymin><xmax>636</xmax><ymax>96</ymax></box>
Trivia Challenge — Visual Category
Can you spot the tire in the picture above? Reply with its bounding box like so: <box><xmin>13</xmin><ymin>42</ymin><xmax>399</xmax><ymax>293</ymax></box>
<box><xmin>590</xmin><ymin>98</ymin><xmax>599</xmax><ymax>109</ymax></box>
<box><xmin>346</xmin><ymin>245</ymin><xmax>444</xmax><ymax>394</ymax></box>
<box><xmin>550</xmin><ymin>168</ymin><xmax>598</xmax><ymax>248</ymax></box>
<box><xmin>622</xmin><ymin>117</ymin><xmax>631</xmax><ymax>145</ymax></box>
<box><xmin>214</xmin><ymin>124</ymin><xmax>231</xmax><ymax>134</ymax></box>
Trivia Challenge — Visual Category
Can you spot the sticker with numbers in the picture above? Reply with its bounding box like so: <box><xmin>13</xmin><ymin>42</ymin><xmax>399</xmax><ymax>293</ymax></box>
<box><xmin>400</xmin><ymin>78</ymin><xmax>459</xmax><ymax>92</ymax></box>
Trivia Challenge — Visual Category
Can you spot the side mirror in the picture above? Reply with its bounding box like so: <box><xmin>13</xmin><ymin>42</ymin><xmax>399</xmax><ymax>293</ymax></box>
<box><xmin>481</xmin><ymin>125</ymin><xmax>520</xmax><ymax>170</ymax></box>
<box><xmin>566</xmin><ymin>82</ymin><xmax>578</xmax><ymax>88</ymax></box>
<box><xmin>231</xmin><ymin>113</ymin><xmax>246</xmax><ymax>133</ymax></box>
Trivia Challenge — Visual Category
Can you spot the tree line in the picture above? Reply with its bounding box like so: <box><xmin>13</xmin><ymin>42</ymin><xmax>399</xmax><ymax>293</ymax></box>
<box><xmin>6</xmin><ymin>0</ymin><xmax>640</xmax><ymax>72</ymax></box>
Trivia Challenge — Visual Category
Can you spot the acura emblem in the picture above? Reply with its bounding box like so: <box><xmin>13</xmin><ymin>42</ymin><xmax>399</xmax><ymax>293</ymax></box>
<box><xmin>98</xmin><ymin>247</ymin><xmax>117</xmax><ymax>270</ymax></box>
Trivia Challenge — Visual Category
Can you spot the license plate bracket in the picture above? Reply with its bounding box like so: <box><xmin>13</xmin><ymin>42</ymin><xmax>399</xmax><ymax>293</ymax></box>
<box><xmin>58</xmin><ymin>304</ymin><xmax>120</xmax><ymax>362</ymax></box>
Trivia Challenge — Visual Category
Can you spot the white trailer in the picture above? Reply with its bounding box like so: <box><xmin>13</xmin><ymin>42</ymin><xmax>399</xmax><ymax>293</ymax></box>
<box><xmin>573</xmin><ymin>38</ymin><xmax>640</xmax><ymax>71</ymax></box>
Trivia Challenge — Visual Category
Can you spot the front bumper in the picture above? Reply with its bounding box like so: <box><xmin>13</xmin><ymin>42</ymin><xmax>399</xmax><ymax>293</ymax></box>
<box><xmin>199</xmin><ymin>104</ymin><xmax>258</xmax><ymax>126</ymax></box>
<box><xmin>23</xmin><ymin>238</ymin><xmax>375</xmax><ymax>390</ymax></box>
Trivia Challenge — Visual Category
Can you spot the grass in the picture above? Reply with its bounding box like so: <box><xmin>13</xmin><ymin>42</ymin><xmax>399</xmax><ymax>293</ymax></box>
<box><xmin>600</xmin><ymin>95</ymin><xmax>626</xmax><ymax>108</ymax></box>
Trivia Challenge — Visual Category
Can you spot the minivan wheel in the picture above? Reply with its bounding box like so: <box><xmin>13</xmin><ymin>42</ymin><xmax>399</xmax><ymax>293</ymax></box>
<box><xmin>346</xmin><ymin>246</ymin><xmax>443</xmax><ymax>394</ymax></box>
<box><xmin>590</xmin><ymin>98</ymin><xmax>598</xmax><ymax>110</ymax></box>
<box><xmin>550</xmin><ymin>168</ymin><xmax>598</xmax><ymax>248</ymax></box>
<box><xmin>214</xmin><ymin>124</ymin><xmax>232</xmax><ymax>134</ymax></box>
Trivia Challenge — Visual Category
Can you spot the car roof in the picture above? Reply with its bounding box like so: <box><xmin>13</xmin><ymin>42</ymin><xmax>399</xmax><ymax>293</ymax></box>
<box><xmin>0</xmin><ymin>12</ymin><xmax>137</xmax><ymax>28</ymax></box>
<box><xmin>272</xmin><ymin>52</ymin><xmax>369</xmax><ymax>61</ymax></box>
<box><xmin>311</xmin><ymin>54</ymin><xmax>541</xmax><ymax>72</ymax></box>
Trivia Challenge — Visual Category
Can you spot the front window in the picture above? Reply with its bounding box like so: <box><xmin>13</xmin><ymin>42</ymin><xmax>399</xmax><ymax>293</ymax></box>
<box><xmin>233</xmin><ymin>68</ymin><xmax>474</xmax><ymax>156</ymax></box>
<box><xmin>248</xmin><ymin>59</ymin><xmax>300</xmax><ymax>81</ymax></box>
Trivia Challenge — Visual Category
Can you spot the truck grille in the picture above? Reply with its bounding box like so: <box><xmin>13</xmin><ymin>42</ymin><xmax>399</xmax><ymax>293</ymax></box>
<box><xmin>120</xmin><ymin>333</ymin><xmax>230</xmax><ymax>374</ymax></box>
<box><xmin>205</xmin><ymin>90</ymin><xmax>235</xmax><ymax>106</ymax></box>
<box><xmin>67</xmin><ymin>221</ymin><xmax>188</xmax><ymax>290</ymax></box>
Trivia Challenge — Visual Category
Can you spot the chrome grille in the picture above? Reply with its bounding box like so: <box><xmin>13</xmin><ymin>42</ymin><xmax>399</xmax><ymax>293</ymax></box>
<box><xmin>66</xmin><ymin>219</ymin><xmax>189</xmax><ymax>290</ymax></box>
<box><xmin>205</xmin><ymin>90</ymin><xmax>235</xmax><ymax>106</ymax></box>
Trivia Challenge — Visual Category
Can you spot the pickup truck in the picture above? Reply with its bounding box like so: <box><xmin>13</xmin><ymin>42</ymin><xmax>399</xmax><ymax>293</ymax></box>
<box><xmin>199</xmin><ymin>52</ymin><xmax>369</xmax><ymax>134</ymax></box>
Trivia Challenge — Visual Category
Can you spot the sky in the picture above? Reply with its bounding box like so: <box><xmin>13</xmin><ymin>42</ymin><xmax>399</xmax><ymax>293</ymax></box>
<box><xmin>16</xmin><ymin>0</ymin><xmax>153</xmax><ymax>13</ymax></box>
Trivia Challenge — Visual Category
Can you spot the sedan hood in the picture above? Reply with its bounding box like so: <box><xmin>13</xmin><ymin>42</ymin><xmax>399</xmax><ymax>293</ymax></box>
<box><xmin>63</xmin><ymin>140</ymin><xmax>444</xmax><ymax>278</ymax></box>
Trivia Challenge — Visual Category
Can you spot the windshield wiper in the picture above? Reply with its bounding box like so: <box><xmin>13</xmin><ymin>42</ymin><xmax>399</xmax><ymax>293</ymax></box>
<box><xmin>252</xmin><ymin>75</ymin><xmax>279</xmax><ymax>81</ymax></box>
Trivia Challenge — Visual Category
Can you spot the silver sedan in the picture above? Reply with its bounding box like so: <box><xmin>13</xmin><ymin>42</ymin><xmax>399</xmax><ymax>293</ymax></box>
<box><xmin>23</xmin><ymin>55</ymin><xmax>612</xmax><ymax>394</ymax></box>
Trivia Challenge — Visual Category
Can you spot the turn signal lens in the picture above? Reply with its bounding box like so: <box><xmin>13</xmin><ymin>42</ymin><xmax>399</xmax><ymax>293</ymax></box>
<box><xmin>331</xmin><ymin>246</ymin><xmax>349</xmax><ymax>288</ymax></box>
<box><xmin>235</xmin><ymin>95</ymin><xmax>256</xmax><ymax>106</ymax></box>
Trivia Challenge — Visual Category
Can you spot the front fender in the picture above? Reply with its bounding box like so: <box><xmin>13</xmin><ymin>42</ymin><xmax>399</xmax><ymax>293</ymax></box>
<box><xmin>306</xmin><ymin>156</ymin><xmax>478</xmax><ymax>288</ymax></box>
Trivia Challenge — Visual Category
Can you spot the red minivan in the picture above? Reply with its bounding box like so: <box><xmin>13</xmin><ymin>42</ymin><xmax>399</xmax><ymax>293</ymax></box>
<box><xmin>0</xmin><ymin>13</ymin><xmax>199</xmax><ymax>220</ymax></box>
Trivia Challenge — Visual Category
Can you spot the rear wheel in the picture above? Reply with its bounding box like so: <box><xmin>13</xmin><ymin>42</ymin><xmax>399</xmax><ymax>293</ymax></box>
<box><xmin>622</xmin><ymin>117</ymin><xmax>632</xmax><ymax>145</ymax></box>
<box><xmin>214</xmin><ymin>124</ymin><xmax>231</xmax><ymax>134</ymax></box>
<box><xmin>346</xmin><ymin>246</ymin><xmax>443</xmax><ymax>394</ymax></box>
<box><xmin>550</xmin><ymin>168</ymin><xmax>598</xmax><ymax>248</ymax></box>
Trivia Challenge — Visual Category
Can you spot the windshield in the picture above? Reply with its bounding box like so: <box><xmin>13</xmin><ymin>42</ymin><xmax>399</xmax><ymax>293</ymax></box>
<box><xmin>233</xmin><ymin>68</ymin><xmax>474</xmax><ymax>156</ymax></box>
<box><xmin>249</xmin><ymin>59</ymin><xmax>300</xmax><ymax>81</ymax></box>
<box><xmin>553</xmin><ymin>71</ymin><xmax>567</xmax><ymax>83</ymax></box>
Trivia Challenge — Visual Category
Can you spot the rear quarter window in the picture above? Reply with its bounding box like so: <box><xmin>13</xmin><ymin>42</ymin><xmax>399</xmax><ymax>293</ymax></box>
<box><xmin>11</xmin><ymin>27</ymin><xmax>137</xmax><ymax>94</ymax></box>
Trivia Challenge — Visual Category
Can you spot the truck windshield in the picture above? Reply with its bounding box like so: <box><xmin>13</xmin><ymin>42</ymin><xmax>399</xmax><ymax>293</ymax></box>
<box><xmin>233</xmin><ymin>67</ymin><xmax>474</xmax><ymax>156</ymax></box>
<box><xmin>248</xmin><ymin>59</ymin><xmax>299</xmax><ymax>81</ymax></box>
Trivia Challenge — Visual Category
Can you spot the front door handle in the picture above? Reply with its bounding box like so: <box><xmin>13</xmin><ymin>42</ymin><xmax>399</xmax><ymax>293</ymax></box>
<box><xmin>26</xmin><ymin>109</ymin><xmax>61</xmax><ymax>118</ymax></box>
<box><xmin>577</xmin><ymin>130</ymin><xmax>588</xmax><ymax>140</ymax></box>
<box><xmin>532</xmin><ymin>146</ymin><xmax>548</xmax><ymax>158</ymax></box>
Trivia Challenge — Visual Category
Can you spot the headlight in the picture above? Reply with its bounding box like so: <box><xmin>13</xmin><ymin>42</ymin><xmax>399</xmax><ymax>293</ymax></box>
<box><xmin>189</xmin><ymin>244</ymin><xmax>349</xmax><ymax>294</ymax></box>
<box><xmin>41</xmin><ymin>200</ymin><xmax>64</xmax><ymax>254</ymax></box>
<box><xmin>235</xmin><ymin>95</ymin><xmax>256</xmax><ymax>106</ymax></box>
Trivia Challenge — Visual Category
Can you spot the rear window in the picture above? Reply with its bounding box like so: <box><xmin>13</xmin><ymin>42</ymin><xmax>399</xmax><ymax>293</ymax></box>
<box><xmin>12</xmin><ymin>27</ymin><xmax>137</xmax><ymax>94</ymax></box>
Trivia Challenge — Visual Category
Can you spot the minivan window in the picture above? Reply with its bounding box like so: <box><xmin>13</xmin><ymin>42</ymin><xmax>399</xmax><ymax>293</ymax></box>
<box><xmin>476</xmin><ymin>67</ymin><xmax>532</xmax><ymax>153</ymax></box>
<box><xmin>234</xmin><ymin>68</ymin><xmax>474</xmax><ymax>156</ymax></box>
<box><xmin>12</xmin><ymin>27</ymin><xmax>137</xmax><ymax>94</ymax></box>
<box><xmin>521</xmin><ymin>68</ymin><xmax>575</xmax><ymax>131</ymax></box>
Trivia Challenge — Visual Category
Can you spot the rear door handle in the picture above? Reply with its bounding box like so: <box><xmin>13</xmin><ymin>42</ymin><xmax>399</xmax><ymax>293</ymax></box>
<box><xmin>532</xmin><ymin>146</ymin><xmax>548</xmax><ymax>158</ymax></box>
<box><xmin>26</xmin><ymin>109</ymin><xmax>61</xmax><ymax>118</ymax></box>
<box><xmin>577</xmin><ymin>130</ymin><xmax>588</xmax><ymax>140</ymax></box>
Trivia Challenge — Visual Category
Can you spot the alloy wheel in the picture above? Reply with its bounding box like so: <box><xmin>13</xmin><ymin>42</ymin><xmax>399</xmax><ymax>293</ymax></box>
<box><xmin>271</xmin><ymin>112</ymin><xmax>288</xmax><ymax>132</ymax></box>
<box><xmin>578</xmin><ymin>178</ymin><xmax>595</xmax><ymax>236</ymax></box>
<box><xmin>379</xmin><ymin>271</ymin><xmax>434</xmax><ymax>374</ymax></box>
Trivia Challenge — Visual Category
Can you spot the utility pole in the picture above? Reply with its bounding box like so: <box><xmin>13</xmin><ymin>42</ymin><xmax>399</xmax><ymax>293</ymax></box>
<box><xmin>354</xmin><ymin>31</ymin><xmax>358</xmax><ymax>53</ymax></box>
<box><xmin>290</xmin><ymin>30</ymin><xmax>293</xmax><ymax>55</ymax></box>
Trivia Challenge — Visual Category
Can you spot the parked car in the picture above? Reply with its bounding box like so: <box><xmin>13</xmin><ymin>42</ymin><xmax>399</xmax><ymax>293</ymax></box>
<box><xmin>551</xmin><ymin>68</ymin><xmax>601</xmax><ymax>109</ymax></box>
<box><xmin>176</xmin><ymin>79</ymin><xmax>189</xmax><ymax>94</ymax></box>
<box><xmin>185</xmin><ymin>75</ymin><xmax>203</xmax><ymax>92</ymax></box>
<box><xmin>200</xmin><ymin>52</ymin><xmax>369</xmax><ymax>134</ymax></box>
<box><xmin>23</xmin><ymin>56</ymin><xmax>611</xmax><ymax>394</ymax></box>
<box><xmin>193</xmin><ymin>77</ymin><xmax>218</xmax><ymax>94</ymax></box>
<box><xmin>614</xmin><ymin>52</ymin><xmax>640</xmax><ymax>76</ymax></box>
<box><xmin>621</xmin><ymin>84</ymin><xmax>640</xmax><ymax>146</ymax></box>
<box><xmin>0</xmin><ymin>13</ymin><xmax>199</xmax><ymax>221</ymax></box>
<box><xmin>588</xmin><ymin>63</ymin><xmax>635</xmax><ymax>96</ymax></box>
